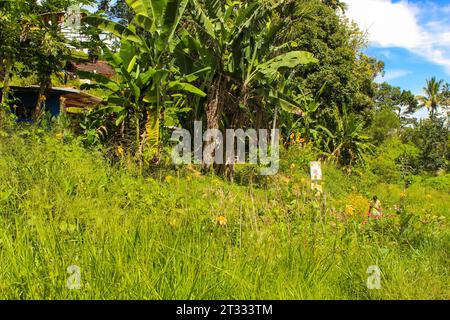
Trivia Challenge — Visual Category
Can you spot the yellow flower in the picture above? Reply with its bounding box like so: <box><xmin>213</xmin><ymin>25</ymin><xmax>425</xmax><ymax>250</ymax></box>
<box><xmin>290</xmin><ymin>133</ymin><xmax>295</xmax><ymax>141</ymax></box>
<box><xmin>290</xmin><ymin>163</ymin><xmax>296</xmax><ymax>170</ymax></box>
<box><xmin>116</xmin><ymin>146</ymin><xmax>124</xmax><ymax>156</ymax></box>
<box><xmin>400</xmin><ymin>192</ymin><xmax>407</xmax><ymax>199</ymax></box>
<box><xmin>345</xmin><ymin>205</ymin><xmax>355</xmax><ymax>216</ymax></box>
<box><xmin>343</xmin><ymin>193</ymin><xmax>370</xmax><ymax>216</ymax></box>
<box><xmin>55</xmin><ymin>133</ymin><xmax>64</xmax><ymax>140</ymax></box>
<box><xmin>165</xmin><ymin>175</ymin><xmax>174</xmax><ymax>183</ymax></box>
<box><xmin>216</xmin><ymin>216</ymin><xmax>227</xmax><ymax>227</ymax></box>
<box><xmin>193</xmin><ymin>171</ymin><xmax>202</xmax><ymax>177</ymax></box>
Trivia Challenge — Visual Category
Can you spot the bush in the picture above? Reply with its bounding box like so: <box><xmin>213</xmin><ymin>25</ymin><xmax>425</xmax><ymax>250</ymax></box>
<box><xmin>411</xmin><ymin>174</ymin><xmax>450</xmax><ymax>193</ymax></box>
<box><xmin>366</xmin><ymin>138</ymin><xmax>420</xmax><ymax>184</ymax></box>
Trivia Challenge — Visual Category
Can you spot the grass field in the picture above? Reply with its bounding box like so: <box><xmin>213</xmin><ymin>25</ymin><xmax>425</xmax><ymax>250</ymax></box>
<box><xmin>0</xmin><ymin>128</ymin><xmax>448</xmax><ymax>299</ymax></box>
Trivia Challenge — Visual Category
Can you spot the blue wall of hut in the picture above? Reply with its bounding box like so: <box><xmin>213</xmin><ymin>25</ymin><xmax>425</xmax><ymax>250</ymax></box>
<box><xmin>10</xmin><ymin>91</ymin><xmax>61</xmax><ymax>119</ymax></box>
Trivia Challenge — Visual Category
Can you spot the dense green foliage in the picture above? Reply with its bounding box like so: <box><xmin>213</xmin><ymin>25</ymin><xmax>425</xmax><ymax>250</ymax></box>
<box><xmin>2</xmin><ymin>0</ymin><xmax>447</xmax><ymax>173</ymax></box>
<box><xmin>0</xmin><ymin>0</ymin><xmax>448</xmax><ymax>300</ymax></box>
<box><xmin>0</xmin><ymin>0</ymin><xmax>94</xmax><ymax>119</ymax></box>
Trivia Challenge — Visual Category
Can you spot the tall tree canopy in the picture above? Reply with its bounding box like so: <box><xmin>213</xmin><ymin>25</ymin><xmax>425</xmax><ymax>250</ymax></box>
<box><xmin>418</xmin><ymin>76</ymin><xmax>445</xmax><ymax>118</ymax></box>
<box><xmin>277</xmin><ymin>0</ymin><xmax>384</xmax><ymax>117</ymax></box>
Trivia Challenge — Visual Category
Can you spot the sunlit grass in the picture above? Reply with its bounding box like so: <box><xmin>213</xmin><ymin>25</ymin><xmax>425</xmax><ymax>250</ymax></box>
<box><xmin>0</xmin><ymin>131</ymin><xmax>448</xmax><ymax>299</ymax></box>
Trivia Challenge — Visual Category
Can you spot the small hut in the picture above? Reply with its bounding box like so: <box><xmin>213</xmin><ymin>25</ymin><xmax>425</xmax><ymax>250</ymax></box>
<box><xmin>0</xmin><ymin>86</ymin><xmax>103</xmax><ymax>121</ymax></box>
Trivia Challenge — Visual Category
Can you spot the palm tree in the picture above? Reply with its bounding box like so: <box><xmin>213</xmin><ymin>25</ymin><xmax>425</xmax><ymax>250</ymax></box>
<box><xmin>417</xmin><ymin>77</ymin><xmax>444</xmax><ymax>118</ymax></box>
<box><xmin>442</xmin><ymin>83</ymin><xmax>449</xmax><ymax>107</ymax></box>
<box><xmin>442</xmin><ymin>83</ymin><xmax>450</xmax><ymax>126</ymax></box>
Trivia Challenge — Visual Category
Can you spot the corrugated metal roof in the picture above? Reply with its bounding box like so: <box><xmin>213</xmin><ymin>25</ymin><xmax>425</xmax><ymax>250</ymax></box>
<box><xmin>68</xmin><ymin>61</ymin><xmax>116</xmax><ymax>78</ymax></box>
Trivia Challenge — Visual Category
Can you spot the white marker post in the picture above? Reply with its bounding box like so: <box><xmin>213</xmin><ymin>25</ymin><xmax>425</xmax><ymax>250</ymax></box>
<box><xmin>310</xmin><ymin>161</ymin><xmax>323</xmax><ymax>195</ymax></box>
<box><xmin>310</xmin><ymin>161</ymin><xmax>326</xmax><ymax>220</ymax></box>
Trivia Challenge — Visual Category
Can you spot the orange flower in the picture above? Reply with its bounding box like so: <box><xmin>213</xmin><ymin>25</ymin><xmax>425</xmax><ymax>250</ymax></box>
<box><xmin>216</xmin><ymin>216</ymin><xmax>227</xmax><ymax>227</ymax></box>
<box><xmin>290</xmin><ymin>132</ymin><xmax>305</xmax><ymax>144</ymax></box>
<box><xmin>345</xmin><ymin>205</ymin><xmax>355</xmax><ymax>216</ymax></box>
<box><xmin>290</xmin><ymin>133</ymin><xmax>295</xmax><ymax>141</ymax></box>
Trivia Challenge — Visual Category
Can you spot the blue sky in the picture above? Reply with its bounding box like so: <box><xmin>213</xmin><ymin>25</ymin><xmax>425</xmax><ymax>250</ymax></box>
<box><xmin>344</xmin><ymin>0</ymin><xmax>450</xmax><ymax>117</ymax></box>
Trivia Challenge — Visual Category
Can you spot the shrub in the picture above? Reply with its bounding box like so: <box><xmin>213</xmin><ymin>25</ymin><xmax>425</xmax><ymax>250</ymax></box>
<box><xmin>366</xmin><ymin>138</ymin><xmax>420</xmax><ymax>184</ymax></box>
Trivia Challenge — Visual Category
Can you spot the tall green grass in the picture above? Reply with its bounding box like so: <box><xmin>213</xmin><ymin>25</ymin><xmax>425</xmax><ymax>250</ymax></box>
<box><xmin>0</xmin><ymin>128</ymin><xmax>448</xmax><ymax>299</ymax></box>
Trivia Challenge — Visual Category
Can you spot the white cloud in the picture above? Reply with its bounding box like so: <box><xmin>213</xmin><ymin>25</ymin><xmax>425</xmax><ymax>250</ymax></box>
<box><xmin>412</xmin><ymin>107</ymin><xmax>429</xmax><ymax>120</ymax></box>
<box><xmin>375</xmin><ymin>69</ymin><xmax>412</xmax><ymax>82</ymax></box>
<box><xmin>378</xmin><ymin>49</ymin><xmax>394</xmax><ymax>59</ymax></box>
<box><xmin>344</xmin><ymin>0</ymin><xmax>450</xmax><ymax>74</ymax></box>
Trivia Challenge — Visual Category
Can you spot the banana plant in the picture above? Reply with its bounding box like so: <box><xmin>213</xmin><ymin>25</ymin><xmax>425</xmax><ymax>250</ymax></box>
<box><xmin>328</xmin><ymin>105</ymin><xmax>375</xmax><ymax>167</ymax></box>
<box><xmin>167</xmin><ymin>0</ymin><xmax>316</xmax><ymax>171</ymax></box>
<box><xmin>182</xmin><ymin>0</ymin><xmax>318</xmax><ymax>170</ymax></box>
<box><xmin>185</xmin><ymin>0</ymin><xmax>318</xmax><ymax>129</ymax></box>
<box><xmin>269</xmin><ymin>82</ymin><xmax>333</xmax><ymax>146</ymax></box>
<box><xmin>81</xmin><ymin>0</ymin><xmax>207</xmax><ymax>158</ymax></box>
<box><xmin>79</xmin><ymin>40</ymin><xmax>207</xmax><ymax>156</ymax></box>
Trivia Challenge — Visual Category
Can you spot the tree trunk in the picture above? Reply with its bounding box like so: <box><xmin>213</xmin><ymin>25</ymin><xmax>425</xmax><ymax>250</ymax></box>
<box><xmin>430</xmin><ymin>103</ymin><xmax>437</xmax><ymax>119</ymax></box>
<box><xmin>206</xmin><ymin>76</ymin><xmax>223</xmax><ymax>130</ymax></box>
<box><xmin>204</xmin><ymin>75</ymin><xmax>224</xmax><ymax>168</ymax></box>
<box><xmin>34</xmin><ymin>80</ymin><xmax>50</xmax><ymax>120</ymax></box>
<box><xmin>255</xmin><ymin>103</ymin><xmax>265</xmax><ymax>131</ymax></box>
<box><xmin>143</xmin><ymin>107</ymin><xmax>160</xmax><ymax>163</ymax></box>
<box><xmin>272</xmin><ymin>105</ymin><xmax>279</xmax><ymax>144</ymax></box>
<box><xmin>1</xmin><ymin>56</ymin><xmax>13</xmax><ymax>96</ymax></box>
<box><xmin>0</xmin><ymin>55</ymin><xmax>13</xmax><ymax>127</ymax></box>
